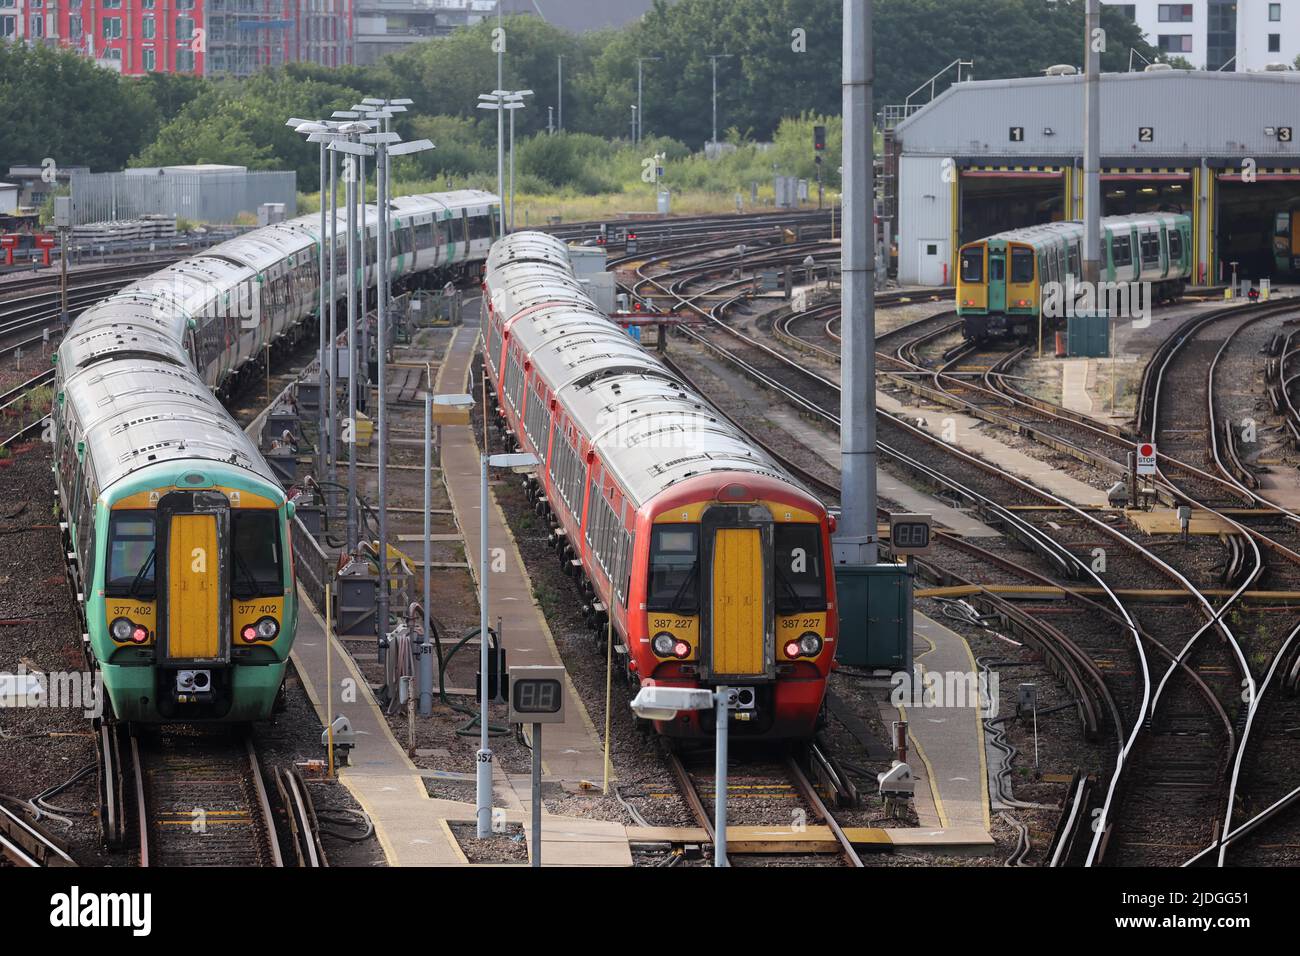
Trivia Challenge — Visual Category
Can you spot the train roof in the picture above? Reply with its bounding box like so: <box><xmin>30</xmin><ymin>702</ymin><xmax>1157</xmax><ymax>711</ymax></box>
<box><xmin>489</xmin><ymin>231</ymin><xmax>807</xmax><ymax>506</ymax></box>
<box><xmin>62</xmin><ymin>358</ymin><xmax>278</xmax><ymax>492</ymax></box>
<box><xmin>58</xmin><ymin>291</ymin><xmax>192</xmax><ymax>372</ymax></box>
<box><xmin>970</xmin><ymin>212</ymin><xmax>1190</xmax><ymax>247</ymax></box>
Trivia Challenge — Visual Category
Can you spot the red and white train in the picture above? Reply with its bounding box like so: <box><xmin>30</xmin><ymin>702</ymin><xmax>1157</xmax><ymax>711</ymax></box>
<box><xmin>482</xmin><ymin>231</ymin><xmax>837</xmax><ymax>740</ymax></box>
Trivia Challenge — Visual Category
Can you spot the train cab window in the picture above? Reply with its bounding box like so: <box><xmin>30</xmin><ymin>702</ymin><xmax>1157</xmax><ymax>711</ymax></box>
<box><xmin>647</xmin><ymin>525</ymin><xmax>698</xmax><ymax>613</ymax></box>
<box><xmin>1011</xmin><ymin>248</ymin><xmax>1035</xmax><ymax>284</ymax></box>
<box><xmin>775</xmin><ymin>524</ymin><xmax>827</xmax><ymax>613</ymax></box>
<box><xmin>1277</xmin><ymin>212</ymin><xmax>1291</xmax><ymax>235</ymax></box>
<box><xmin>105</xmin><ymin>512</ymin><xmax>156</xmax><ymax>598</ymax></box>
<box><xmin>232</xmin><ymin>510</ymin><xmax>283</xmax><ymax>598</ymax></box>
<box><xmin>960</xmin><ymin>248</ymin><xmax>983</xmax><ymax>282</ymax></box>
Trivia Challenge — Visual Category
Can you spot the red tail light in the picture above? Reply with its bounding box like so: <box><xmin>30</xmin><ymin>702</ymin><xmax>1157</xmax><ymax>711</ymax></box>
<box><xmin>131</xmin><ymin>626</ymin><xmax>149</xmax><ymax>644</ymax></box>
<box><xmin>241</xmin><ymin>625</ymin><xmax>259</xmax><ymax>643</ymax></box>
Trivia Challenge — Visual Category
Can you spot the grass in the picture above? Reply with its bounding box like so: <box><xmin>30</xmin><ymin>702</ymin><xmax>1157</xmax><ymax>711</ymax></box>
<box><xmin>297</xmin><ymin>181</ymin><xmax>840</xmax><ymax>223</ymax></box>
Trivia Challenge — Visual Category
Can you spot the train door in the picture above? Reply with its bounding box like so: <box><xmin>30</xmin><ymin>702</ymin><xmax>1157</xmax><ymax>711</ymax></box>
<box><xmin>156</xmin><ymin>490</ymin><xmax>230</xmax><ymax>668</ymax></box>
<box><xmin>987</xmin><ymin>243</ymin><xmax>1007</xmax><ymax>313</ymax></box>
<box><xmin>917</xmin><ymin>240</ymin><xmax>947</xmax><ymax>285</ymax></box>
<box><xmin>700</xmin><ymin>505</ymin><xmax>775</xmax><ymax>682</ymax></box>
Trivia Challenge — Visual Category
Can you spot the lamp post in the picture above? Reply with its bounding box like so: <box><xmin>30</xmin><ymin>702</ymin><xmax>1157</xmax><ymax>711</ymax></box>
<box><xmin>630</xmin><ymin>105</ymin><xmax>638</xmax><ymax>143</ymax></box>
<box><xmin>557</xmin><ymin>55</ymin><xmax>564</xmax><ymax>131</ymax></box>
<box><xmin>327</xmin><ymin>124</ymin><xmax>373</xmax><ymax>554</ymax></box>
<box><xmin>629</xmin><ymin>686</ymin><xmax>733</xmax><ymax>865</ymax></box>
<box><xmin>477</xmin><ymin>90</ymin><xmax>531</xmax><ymax>230</ymax></box>
<box><xmin>289</xmin><ymin>119</ymin><xmax>336</xmax><ymax>479</ymax></box>
<box><xmin>477</xmin><ymin>452</ymin><xmax>540</xmax><ymax>838</ymax></box>
<box><xmin>477</xmin><ymin>90</ymin><xmax>509</xmax><ymax>215</ymax></box>
<box><xmin>635</xmin><ymin>55</ymin><xmax>661</xmax><ymax>145</ymax></box>
<box><xmin>706</xmin><ymin>52</ymin><xmax>734</xmax><ymax>150</ymax></box>
<box><xmin>360</xmin><ymin>119</ymin><xmax>433</xmax><ymax>657</ymax></box>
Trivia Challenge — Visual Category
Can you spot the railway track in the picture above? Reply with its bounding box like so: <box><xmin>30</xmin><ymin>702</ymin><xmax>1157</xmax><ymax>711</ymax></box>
<box><xmin>775</xmin><ymin>273</ymin><xmax>1300</xmax><ymax>865</ymax></box>
<box><xmin>631</xmin><ymin>240</ymin><xmax>1300</xmax><ymax>866</ymax></box>
<box><xmin>97</xmin><ymin>723</ymin><xmax>325</xmax><ymax>868</ymax></box>
<box><xmin>666</xmin><ymin>747</ymin><xmax>863</xmax><ymax>866</ymax></box>
<box><xmin>0</xmin><ymin>803</ymin><xmax>77</xmax><ymax>867</ymax></box>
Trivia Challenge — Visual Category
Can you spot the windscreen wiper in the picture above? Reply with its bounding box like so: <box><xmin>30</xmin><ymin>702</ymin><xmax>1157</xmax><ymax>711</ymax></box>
<box><xmin>128</xmin><ymin>551</ymin><xmax>156</xmax><ymax>600</ymax></box>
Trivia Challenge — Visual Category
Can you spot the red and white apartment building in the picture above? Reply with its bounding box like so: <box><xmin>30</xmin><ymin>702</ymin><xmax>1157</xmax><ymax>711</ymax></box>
<box><xmin>0</xmin><ymin>0</ymin><xmax>354</xmax><ymax>75</ymax></box>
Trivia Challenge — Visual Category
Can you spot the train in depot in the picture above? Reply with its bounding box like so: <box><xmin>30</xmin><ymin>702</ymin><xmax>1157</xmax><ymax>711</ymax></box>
<box><xmin>482</xmin><ymin>231</ymin><xmax>837</xmax><ymax>740</ymax></box>
<box><xmin>1274</xmin><ymin>201</ymin><xmax>1300</xmax><ymax>277</ymax></box>
<box><xmin>51</xmin><ymin>190</ymin><xmax>502</xmax><ymax>722</ymax></box>
<box><xmin>956</xmin><ymin>212</ymin><xmax>1193</xmax><ymax>342</ymax></box>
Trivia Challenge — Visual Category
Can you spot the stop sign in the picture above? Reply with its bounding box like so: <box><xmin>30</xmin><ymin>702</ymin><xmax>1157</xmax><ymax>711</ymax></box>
<box><xmin>1136</xmin><ymin>442</ymin><xmax>1157</xmax><ymax>475</ymax></box>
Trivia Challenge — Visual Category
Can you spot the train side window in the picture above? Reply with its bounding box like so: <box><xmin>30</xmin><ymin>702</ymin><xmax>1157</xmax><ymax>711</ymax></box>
<box><xmin>1112</xmin><ymin>235</ymin><xmax>1132</xmax><ymax>267</ymax></box>
<box><xmin>232</xmin><ymin>510</ymin><xmax>283</xmax><ymax>598</ymax></box>
<box><xmin>960</xmin><ymin>248</ymin><xmax>983</xmax><ymax>282</ymax></box>
<box><xmin>105</xmin><ymin>511</ymin><xmax>156</xmax><ymax>598</ymax></box>
<box><xmin>1011</xmin><ymin>248</ymin><xmax>1035</xmax><ymax>284</ymax></box>
<box><xmin>775</xmin><ymin>524</ymin><xmax>827</xmax><ymax>613</ymax></box>
<box><xmin>647</xmin><ymin>524</ymin><xmax>698</xmax><ymax>613</ymax></box>
<box><xmin>1141</xmin><ymin>231</ymin><xmax>1160</xmax><ymax>265</ymax></box>
<box><xmin>1168</xmin><ymin>230</ymin><xmax>1183</xmax><ymax>264</ymax></box>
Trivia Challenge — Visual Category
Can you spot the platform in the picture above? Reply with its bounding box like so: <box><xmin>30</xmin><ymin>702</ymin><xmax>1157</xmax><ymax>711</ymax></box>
<box><xmin>880</xmin><ymin>612</ymin><xmax>992</xmax><ymax>838</ymax></box>
<box><xmin>437</xmin><ymin>308</ymin><xmax>613</xmax><ymax>790</ymax></box>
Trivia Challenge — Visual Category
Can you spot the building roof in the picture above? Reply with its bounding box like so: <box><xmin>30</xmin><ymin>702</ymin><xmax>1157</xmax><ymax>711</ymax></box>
<box><xmin>896</xmin><ymin>70</ymin><xmax>1300</xmax><ymax>161</ymax></box>
<box><xmin>496</xmin><ymin>0</ymin><xmax>664</xmax><ymax>33</ymax></box>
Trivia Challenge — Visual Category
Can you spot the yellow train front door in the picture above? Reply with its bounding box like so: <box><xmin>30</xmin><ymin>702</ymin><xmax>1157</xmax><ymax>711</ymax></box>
<box><xmin>710</xmin><ymin>527</ymin><xmax>765</xmax><ymax>677</ymax></box>
<box><xmin>166</xmin><ymin>513</ymin><xmax>220</xmax><ymax>660</ymax></box>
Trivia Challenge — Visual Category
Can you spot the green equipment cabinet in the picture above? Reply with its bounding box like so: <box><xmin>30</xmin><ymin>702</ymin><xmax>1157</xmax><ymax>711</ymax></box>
<box><xmin>1066</xmin><ymin>311</ymin><xmax>1110</xmax><ymax>358</ymax></box>
<box><xmin>833</xmin><ymin>562</ymin><xmax>913</xmax><ymax>670</ymax></box>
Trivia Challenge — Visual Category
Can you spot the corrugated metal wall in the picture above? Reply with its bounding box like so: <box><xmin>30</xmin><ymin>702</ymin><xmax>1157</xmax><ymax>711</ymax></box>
<box><xmin>895</xmin><ymin>72</ymin><xmax>1300</xmax><ymax>159</ymax></box>
<box><xmin>68</xmin><ymin>170</ymin><xmax>297</xmax><ymax>225</ymax></box>
<box><xmin>898</xmin><ymin>156</ymin><xmax>953</xmax><ymax>284</ymax></box>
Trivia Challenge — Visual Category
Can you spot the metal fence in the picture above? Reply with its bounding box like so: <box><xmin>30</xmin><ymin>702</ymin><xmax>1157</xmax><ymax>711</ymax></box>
<box><xmin>291</xmin><ymin>514</ymin><xmax>332</xmax><ymax>616</ymax></box>
<box><xmin>68</xmin><ymin>169</ymin><xmax>297</xmax><ymax>226</ymax></box>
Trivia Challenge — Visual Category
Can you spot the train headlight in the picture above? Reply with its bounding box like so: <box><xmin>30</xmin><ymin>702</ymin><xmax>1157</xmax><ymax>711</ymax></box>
<box><xmin>110</xmin><ymin>617</ymin><xmax>133</xmax><ymax>641</ymax></box>
<box><xmin>798</xmin><ymin>632</ymin><xmax>823</xmax><ymax>657</ymax></box>
<box><xmin>255</xmin><ymin>617</ymin><xmax>280</xmax><ymax>640</ymax></box>
<box><xmin>652</xmin><ymin>632</ymin><xmax>675</xmax><ymax>657</ymax></box>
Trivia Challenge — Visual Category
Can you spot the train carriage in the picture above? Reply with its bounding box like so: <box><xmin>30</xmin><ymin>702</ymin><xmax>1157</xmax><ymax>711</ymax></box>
<box><xmin>50</xmin><ymin>188</ymin><xmax>502</xmax><ymax>723</ymax></box>
<box><xmin>958</xmin><ymin>212</ymin><xmax>1192</xmax><ymax>341</ymax></box>
<box><xmin>483</xmin><ymin>232</ymin><xmax>836</xmax><ymax>739</ymax></box>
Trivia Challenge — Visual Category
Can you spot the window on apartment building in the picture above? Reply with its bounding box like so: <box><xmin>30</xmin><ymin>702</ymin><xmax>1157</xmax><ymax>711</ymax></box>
<box><xmin>1270</xmin><ymin>3</ymin><xmax>1281</xmax><ymax>21</ymax></box>
<box><xmin>69</xmin><ymin>14</ymin><xmax>80</xmax><ymax>35</ymax></box>
<box><xmin>30</xmin><ymin>0</ymin><xmax>42</xmax><ymax>8</ymax></box>
<box><xmin>29</xmin><ymin>12</ymin><xmax>42</xmax><ymax>34</ymax></box>
<box><xmin>175</xmin><ymin>15</ymin><xmax>193</xmax><ymax>38</ymax></box>
<box><xmin>1158</xmin><ymin>4</ymin><xmax>1194</xmax><ymax>21</ymax></box>
<box><xmin>176</xmin><ymin>0</ymin><xmax>194</xmax><ymax>8</ymax></box>
<box><xmin>176</xmin><ymin>48</ymin><xmax>194</xmax><ymax>71</ymax></box>
<box><xmin>1269</xmin><ymin>33</ymin><xmax>1281</xmax><ymax>52</ymax></box>
<box><xmin>102</xmin><ymin>16</ymin><xmax>121</xmax><ymax>38</ymax></box>
<box><xmin>142</xmin><ymin>16</ymin><xmax>153</xmax><ymax>37</ymax></box>
<box><xmin>143</xmin><ymin>48</ymin><xmax>155</xmax><ymax>70</ymax></box>
<box><xmin>0</xmin><ymin>15</ymin><xmax>13</xmax><ymax>36</ymax></box>
<box><xmin>102</xmin><ymin>0</ymin><xmax>121</xmax><ymax>7</ymax></box>
<box><xmin>1158</xmin><ymin>34</ymin><xmax>1193</xmax><ymax>53</ymax></box>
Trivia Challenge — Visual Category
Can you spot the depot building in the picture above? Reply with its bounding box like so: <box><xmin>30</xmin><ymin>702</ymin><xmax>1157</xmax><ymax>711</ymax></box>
<box><xmin>889</xmin><ymin>68</ymin><xmax>1300</xmax><ymax>286</ymax></box>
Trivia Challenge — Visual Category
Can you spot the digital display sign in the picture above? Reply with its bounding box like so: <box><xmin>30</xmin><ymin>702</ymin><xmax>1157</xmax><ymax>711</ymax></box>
<box><xmin>889</xmin><ymin>513</ymin><xmax>933</xmax><ymax>556</ymax></box>
<box><xmin>507</xmin><ymin>666</ymin><xmax>567</xmax><ymax>724</ymax></box>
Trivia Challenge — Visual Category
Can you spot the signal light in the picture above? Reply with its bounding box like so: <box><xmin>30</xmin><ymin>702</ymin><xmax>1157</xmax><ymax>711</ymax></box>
<box><xmin>242</xmin><ymin>625</ymin><xmax>259</xmax><ymax>643</ymax></box>
<box><xmin>813</xmin><ymin>124</ymin><xmax>826</xmax><ymax>151</ymax></box>
<box><xmin>784</xmin><ymin>640</ymin><xmax>802</xmax><ymax>659</ymax></box>
<box><xmin>672</xmin><ymin>640</ymin><xmax>691</xmax><ymax>659</ymax></box>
